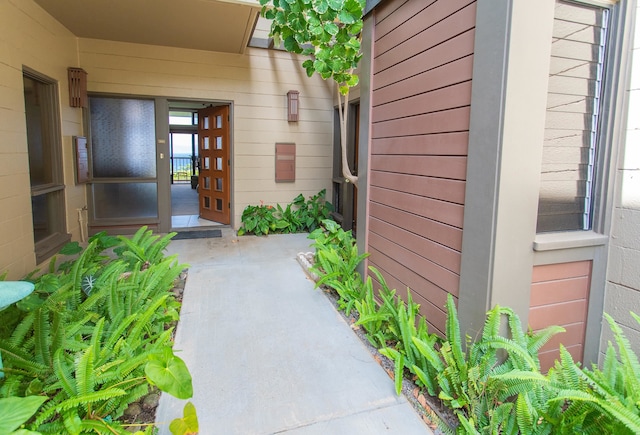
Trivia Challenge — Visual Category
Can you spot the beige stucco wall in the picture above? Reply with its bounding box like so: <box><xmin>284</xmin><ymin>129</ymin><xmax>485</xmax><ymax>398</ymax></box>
<box><xmin>604</xmin><ymin>2</ymin><xmax>640</xmax><ymax>352</ymax></box>
<box><xmin>0</xmin><ymin>0</ymin><xmax>86</xmax><ymax>279</ymax></box>
<box><xmin>77</xmin><ymin>39</ymin><xmax>334</xmax><ymax>228</ymax></box>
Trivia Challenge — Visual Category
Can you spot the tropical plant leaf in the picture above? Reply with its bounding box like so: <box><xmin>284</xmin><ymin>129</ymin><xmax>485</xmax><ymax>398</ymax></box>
<box><xmin>145</xmin><ymin>348</ymin><xmax>193</xmax><ymax>399</ymax></box>
<box><xmin>0</xmin><ymin>396</ymin><xmax>47</xmax><ymax>433</ymax></box>
<box><xmin>169</xmin><ymin>401</ymin><xmax>199</xmax><ymax>435</ymax></box>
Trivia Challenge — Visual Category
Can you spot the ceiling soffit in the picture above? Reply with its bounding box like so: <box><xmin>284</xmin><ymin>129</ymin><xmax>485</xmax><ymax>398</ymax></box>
<box><xmin>34</xmin><ymin>0</ymin><xmax>261</xmax><ymax>54</ymax></box>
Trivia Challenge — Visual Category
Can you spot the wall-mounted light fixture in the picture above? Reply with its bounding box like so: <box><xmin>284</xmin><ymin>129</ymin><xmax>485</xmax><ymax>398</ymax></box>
<box><xmin>287</xmin><ymin>90</ymin><xmax>299</xmax><ymax>122</ymax></box>
<box><xmin>68</xmin><ymin>67</ymin><xmax>88</xmax><ymax>108</ymax></box>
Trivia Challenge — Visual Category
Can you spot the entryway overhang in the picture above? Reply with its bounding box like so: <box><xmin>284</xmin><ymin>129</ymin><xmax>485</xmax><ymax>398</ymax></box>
<box><xmin>33</xmin><ymin>0</ymin><xmax>261</xmax><ymax>54</ymax></box>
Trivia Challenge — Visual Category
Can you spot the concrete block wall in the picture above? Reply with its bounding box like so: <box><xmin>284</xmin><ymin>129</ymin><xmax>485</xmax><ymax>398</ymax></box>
<box><xmin>603</xmin><ymin>1</ymin><xmax>640</xmax><ymax>354</ymax></box>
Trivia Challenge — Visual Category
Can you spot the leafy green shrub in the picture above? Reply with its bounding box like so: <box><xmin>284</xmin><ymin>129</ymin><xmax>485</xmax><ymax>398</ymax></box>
<box><xmin>308</xmin><ymin>219</ymin><xmax>640</xmax><ymax>434</ymax></box>
<box><xmin>237</xmin><ymin>189</ymin><xmax>333</xmax><ymax>236</ymax></box>
<box><xmin>308</xmin><ymin>219</ymin><xmax>367</xmax><ymax>315</ymax></box>
<box><xmin>413</xmin><ymin>295</ymin><xmax>564</xmax><ymax>434</ymax></box>
<box><xmin>0</xmin><ymin>227</ymin><xmax>195</xmax><ymax>435</ymax></box>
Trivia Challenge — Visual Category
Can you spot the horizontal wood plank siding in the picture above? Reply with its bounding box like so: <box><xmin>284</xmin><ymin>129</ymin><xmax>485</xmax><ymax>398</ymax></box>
<box><xmin>530</xmin><ymin>261</ymin><xmax>592</xmax><ymax>371</ymax></box>
<box><xmin>367</xmin><ymin>0</ymin><xmax>476</xmax><ymax>334</ymax></box>
<box><xmin>78</xmin><ymin>40</ymin><xmax>334</xmax><ymax>226</ymax></box>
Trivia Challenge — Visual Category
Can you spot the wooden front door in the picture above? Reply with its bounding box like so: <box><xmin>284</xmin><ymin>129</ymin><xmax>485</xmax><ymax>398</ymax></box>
<box><xmin>198</xmin><ymin>105</ymin><xmax>230</xmax><ymax>224</ymax></box>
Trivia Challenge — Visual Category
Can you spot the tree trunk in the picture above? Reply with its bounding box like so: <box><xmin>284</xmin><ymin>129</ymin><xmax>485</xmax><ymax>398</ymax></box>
<box><xmin>337</xmin><ymin>86</ymin><xmax>358</xmax><ymax>187</ymax></box>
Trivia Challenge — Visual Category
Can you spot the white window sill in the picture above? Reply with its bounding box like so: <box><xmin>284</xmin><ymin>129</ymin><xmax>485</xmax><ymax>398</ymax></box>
<box><xmin>533</xmin><ymin>231</ymin><xmax>608</xmax><ymax>252</ymax></box>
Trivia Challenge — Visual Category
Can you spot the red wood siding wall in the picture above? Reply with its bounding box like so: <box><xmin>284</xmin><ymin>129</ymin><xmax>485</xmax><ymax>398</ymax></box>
<box><xmin>368</xmin><ymin>0</ymin><xmax>476</xmax><ymax>335</ymax></box>
<box><xmin>530</xmin><ymin>261</ymin><xmax>591</xmax><ymax>371</ymax></box>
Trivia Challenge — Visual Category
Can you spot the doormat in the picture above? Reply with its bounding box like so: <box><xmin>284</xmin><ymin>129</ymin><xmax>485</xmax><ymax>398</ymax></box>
<box><xmin>172</xmin><ymin>229</ymin><xmax>222</xmax><ymax>240</ymax></box>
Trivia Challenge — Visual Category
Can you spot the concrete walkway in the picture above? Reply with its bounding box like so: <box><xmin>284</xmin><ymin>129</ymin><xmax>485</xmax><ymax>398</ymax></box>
<box><xmin>155</xmin><ymin>229</ymin><xmax>433</xmax><ymax>435</ymax></box>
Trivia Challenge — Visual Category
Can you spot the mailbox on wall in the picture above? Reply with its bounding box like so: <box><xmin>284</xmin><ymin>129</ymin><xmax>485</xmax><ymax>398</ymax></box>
<box><xmin>275</xmin><ymin>143</ymin><xmax>295</xmax><ymax>182</ymax></box>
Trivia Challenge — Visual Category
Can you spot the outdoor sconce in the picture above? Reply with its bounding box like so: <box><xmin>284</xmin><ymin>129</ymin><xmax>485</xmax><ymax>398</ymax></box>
<box><xmin>68</xmin><ymin>67</ymin><xmax>88</xmax><ymax>108</ymax></box>
<box><xmin>287</xmin><ymin>90</ymin><xmax>299</xmax><ymax>122</ymax></box>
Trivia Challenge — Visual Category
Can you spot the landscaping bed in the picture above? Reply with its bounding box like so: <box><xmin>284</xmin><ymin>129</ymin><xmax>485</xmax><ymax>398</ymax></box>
<box><xmin>300</xmin><ymin>219</ymin><xmax>640</xmax><ymax>435</ymax></box>
<box><xmin>0</xmin><ymin>228</ymin><xmax>197</xmax><ymax>435</ymax></box>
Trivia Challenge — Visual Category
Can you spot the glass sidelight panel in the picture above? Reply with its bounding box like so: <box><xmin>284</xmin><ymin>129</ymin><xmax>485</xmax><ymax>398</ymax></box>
<box><xmin>90</xmin><ymin>98</ymin><xmax>156</xmax><ymax>178</ymax></box>
<box><xmin>92</xmin><ymin>183</ymin><xmax>158</xmax><ymax>219</ymax></box>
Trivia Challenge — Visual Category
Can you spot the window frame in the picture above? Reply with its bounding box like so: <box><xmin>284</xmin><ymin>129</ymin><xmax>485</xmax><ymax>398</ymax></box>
<box><xmin>23</xmin><ymin>67</ymin><xmax>70</xmax><ymax>263</ymax></box>
<box><xmin>535</xmin><ymin>0</ymin><xmax>625</xmax><ymax>248</ymax></box>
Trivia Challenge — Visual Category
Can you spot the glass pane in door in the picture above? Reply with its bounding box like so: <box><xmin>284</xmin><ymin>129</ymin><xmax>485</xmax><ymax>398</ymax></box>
<box><xmin>90</xmin><ymin>97</ymin><xmax>156</xmax><ymax>178</ymax></box>
<box><xmin>92</xmin><ymin>183</ymin><xmax>158</xmax><ymax>219</ymax></box>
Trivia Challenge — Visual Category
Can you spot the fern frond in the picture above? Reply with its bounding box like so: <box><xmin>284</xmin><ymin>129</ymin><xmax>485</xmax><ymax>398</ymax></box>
<box><xmin>33</xmin><ymin>388</ymin><xmax>127</xmax><ymax>427</ymax></box>
<box><xmin>604</xmin><ymin>313</ymin><xmax>640</xmax><ymax>403</ymax></box>
<box><xmin>34</xmin><ymin>307</ymin><xmax>52</xmax><ymax>367</ymax></box>
<box><xmin>600</xmin><ymin>342</ymin><xmax>621</xmax><ymax>392</ymax></box>
<box><xmin>146</xmin><ymin>232</ymin><xmax>176</xmax><ymax>264</ymax></box>
<box><xmin>489</xmin><ymin>402</ymin><xmax>517</xmax><ymax>435</ymax></box>
<box><xmin>445</xmin><ymin>294</ymin><xmax>466</xmax><ymax>373</ymax></box>
<box><xmin>482</xmin><ymin>305</ymin><xmax>502</xmax><ymax>342</ymax></box>
<box><xmin>77</xmin><ymin>417</ymin><xmax>126</xmax><ymax>434</ymax></box>
<box><xmin>551</xmin><ymin>389</ymin><xmax>640</xmax><ymax>434</ymax></box>
<box><xmin>527</xmin><ymin>325</ymin><xmax>565</xmax><ymax>355</ymax></box>
<box><xmin>455</xmin><ymin>411</ymin><xmax>482</xmax><ymax>435</ymax></box>
<box><xmin>515</xmin><ymin>393</ymin><xmax>534</xmax><ymax>434</ymax></box>
<box><xmin>69</xmin><ymin>241</ymin><xmax>99</xmax><ymax>307</ymax></box>
<box><xmin>489</xmin><ymin>370</ymin><xmax>549</xmax><ymax>400</ymax></box>
<box><xmin>108</xmin><ymin>382</ymin><xmax>148</xmax><ymax>420</ymax></box>
<box><xmin>75</xmin><ymin>346</ymin><xmax>95</xmax><ymax>397</ymax></box>
<box><xmin>50</xmin><ymin>311</ymin><xmax>65</xmax><ymax>365</ymax></box>
<box><xmin>482</xmin><ymin>336</ymin><xmax>538</xmax><ymax>371</ymax></box>
<box><xmin>53</xmin><ymin>348</ymin><xmax>76</xmax><ymax>397</ymax></box>
<box><xmin>79</xmin><ymin>261</ymin><xmax>127</xmax><ymax>312</ymax></box>
<box><xmin>0</xmin><ymin>339</ymin><xmax>49</xmax><ymax>374</ymax></box>
<box><xmin>64</xmin><ymin>313</ymin><xmax>95</xmax><ymax>340</ymax></box>
<box><xmin>8</xmin><ymin>311</ymin><xmax>35</xmax><ymax>347</ymax></box>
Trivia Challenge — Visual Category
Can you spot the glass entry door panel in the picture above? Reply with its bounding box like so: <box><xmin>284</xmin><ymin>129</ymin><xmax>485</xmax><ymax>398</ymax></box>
<box><xmin>89</xmin><ymin>97</ymin><xmax>158</xmax><ymax>221</ymax></box>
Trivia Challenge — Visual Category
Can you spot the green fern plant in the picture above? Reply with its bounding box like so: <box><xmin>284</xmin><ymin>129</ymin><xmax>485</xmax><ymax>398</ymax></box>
<box><xmin>411</xmin><ymin>294</ymin><xmax>564</xmax><ymax>434</ymax></box>
<box><xmin>537</xmin><ymin>313</ymin><xmax>640</xmax><ymax>434</ymax></box>
<box><xmin>0</xmin><ymin>227</ymin><xmax>194</xmax><ymax>434</ymax></box>
<box><xmin>116</xmin><ymin>226</ymin><xmax>177</xmax><ymax>268</ymax></box>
